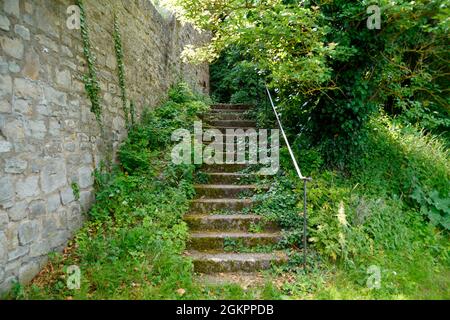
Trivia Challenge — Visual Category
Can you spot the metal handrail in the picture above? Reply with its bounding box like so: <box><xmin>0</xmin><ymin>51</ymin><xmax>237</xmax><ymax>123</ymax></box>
<box><xmin>265</xmin><ymin>85</ymin><xmax>312</xmax><ymax>269</ymax></box>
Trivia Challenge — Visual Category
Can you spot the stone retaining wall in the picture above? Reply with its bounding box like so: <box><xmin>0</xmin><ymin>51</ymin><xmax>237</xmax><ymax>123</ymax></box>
<box><xmin>0</xmin><ymin>0</ymin><xmax>209</xmax><ymax>294</ymax></box>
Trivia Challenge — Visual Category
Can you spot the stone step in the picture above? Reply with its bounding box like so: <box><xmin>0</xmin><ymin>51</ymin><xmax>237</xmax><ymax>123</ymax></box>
<box><xmin>196</xmin><ymin>142</ymin><xmax>255</xmax><ymax>153</ymax></box>
<box><xmin>188</xmin><ymin>231</ymin><xmax>281</xmax><ymax>251</ymax></box>
<box><xmin>184</xmin><ymin>214</ymin><xmax>278</xmax><ymax>232</ymax></box>
<box><xmin>209</xmin><ymin>109</ymin><xmax>249</xmax><ymax>114</ymax></box>
<box><xmin>195</xmin><ymin>135</ymin><xmax>258</xmax><ymax>144</ymax></box>
<box><xmin>190</xmin><ymin>198</ymin><xmax>254</xmax><ymax>214</ymax></box>
<box><xmin>214</xmin><ymin>126</ymin><xmax>257</xmax><ymax>134</ymax></box>
<box><xmin>190</xmin><ymin>149</ymin><xmax>260</xmax><ymax>163</ymax></box>
<box><xmin>194</xmin><ymin>272</ymin><xmax>267</xmax><ymax>287</ymax></box>
<box><xmin>204</xmin><ymin>112</ymin><xmax>251</xmax><ymax>120</ymax></box>
<box><xmin>187</xmin><ymin>251</ymin><xmax>287</xmax><ymax>273</ymax></box>
<box><xmin>200</xmin><ymin>172</ymin><xmax>258</xmax><ymax>184</ymax></box>
<box><xmin>212</xmin><ymin>104</ymin><xmax>253</xmax><ymax>111</ymax></box>
<box><xmin>207</xmin><ymin>120</ymin><xmax>257</xmax><ymax>128</ymax></box>
<box><xmin>194</xmin><ymin>184</ymin><xmax>266</xmax><ymax>198</ymax></box>
<box><xmin>211</xmin><ymin>153</ymin><xmax>259</xmax><ymax>163</ymax></box>
<box><xmin>201</xmin><ymin>163</ymin><xmax>250</xmax><ymax>173</ymax></box>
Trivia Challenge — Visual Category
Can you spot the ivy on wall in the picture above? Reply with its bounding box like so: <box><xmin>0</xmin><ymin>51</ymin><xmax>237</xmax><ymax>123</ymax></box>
<box><xmin>76</xmin><ymin>4</ymin><xmax>137</xmax><ymax>129</ymax></box>
<box><xmin>113</xmin><ymin>14</ymin><xmax>130</xmax><ymax>126</ymax></box>
<box><xmin>129</xmin><ymin>100</ymin><xmax>136</xmax><ymax>126</ymax></box>
<box><xmin>76</xmin><ymin>0</ymin><xmax>102</xmax><ymax>126</ymax></box>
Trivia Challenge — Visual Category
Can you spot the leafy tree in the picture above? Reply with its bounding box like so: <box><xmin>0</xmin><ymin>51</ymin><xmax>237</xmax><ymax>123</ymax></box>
<box><xmin>170</xmin><ymin>0</ymin><xmax>449</xmax><ymax>161</ymax></box>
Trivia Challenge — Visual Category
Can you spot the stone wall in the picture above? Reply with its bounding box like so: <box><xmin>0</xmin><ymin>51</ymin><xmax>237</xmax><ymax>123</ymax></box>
<box><xmin>0</xmin><ymin>0</ymin><xmax>209</xmax><ymax>294</ymax></box>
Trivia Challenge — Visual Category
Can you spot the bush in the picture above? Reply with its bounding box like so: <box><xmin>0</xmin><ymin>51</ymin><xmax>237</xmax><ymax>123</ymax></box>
<box><xmin>118</xmin><ymin>84</ymin><xmax>209</xmax><ymax>173</ymax></box>
<box><xmin>211</xmin><ymin>48</ymin><xmax>266</xmax><ymax>105</ymax></box>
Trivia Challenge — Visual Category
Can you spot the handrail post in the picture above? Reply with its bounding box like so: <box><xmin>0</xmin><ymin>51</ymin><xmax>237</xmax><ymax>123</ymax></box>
<box><xmin>265</xmin><ymin>85</ymin><xmax>312</xmax><ymax>271</ymax></box>
<box><xmin>303</xmin><ymin>178</ymin><xmax>308</xmax><ymax>269</ymax></box>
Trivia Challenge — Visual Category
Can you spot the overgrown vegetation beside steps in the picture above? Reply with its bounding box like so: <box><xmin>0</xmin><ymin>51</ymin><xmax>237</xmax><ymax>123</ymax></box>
<box><xmin>7</xmin><ymin>84</ymin><xmax>280</xmax><ymax>300</ymax></box>
<box><xmin>251</xmin><ymin>114</ymin><xmax>450</xmax><ymax>299</ymax></box>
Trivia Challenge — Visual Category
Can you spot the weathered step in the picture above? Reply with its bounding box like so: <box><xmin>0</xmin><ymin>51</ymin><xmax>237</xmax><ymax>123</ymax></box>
<box><xmin>190</xmin><ymin>231</ymin><xmax>280</xmax><ymax>248</ymax></box>
<box><xmin>195</xmin><ymin>272</ymin><xmax>267</xmax><ymax>288</ymax></box>
<box><xmin>207</xmin><ymin>120</ymin><xmax>256</xmax><ymax>128</ymax></box>
<box><xmin>194</xmin><ymin>184</ymin><xmax>265</xmax><ymax>198</ymax></box>
<box><xmin>204</xmin><ymin>112</ymin><xmax>252</xmax><ymax>120</ymax></box>
<box><xmin>187</xmin><ymin>251</ymin><xmax>287</xmax><ymax>273</ymax></box>
<box><xmin>195</xmin><ymin>138</ymin><xmax>254</xmax><ymax>146</ymax></box>
<box><xmin>190</xmin><ymin>198</ymin><xmax>254</xmax><ymax>214</ymax></box>
<box><xmin>207</xmin><ymin>153</ymin><xmax>258</xmax><ymax>164</ymax></box>
<box><xmin>184</xmin><ymin>214</ymin><xmax>277</xmax><ymax>232</ymax></box>
<box><xmin>197</xmin><ymin>134</ymin><xmax>258</xmax><ymax>144</ymax></box>
<box><xmin>200</xmin><ymin>172</ymin><xmax>258</xmax><ymax>184</ymax></box>
<box><xmin>212</xmin><ymin>104</ymin><xmax>252</xmax><ymax>111</ymax></box>
<box><xmin>214</xmin><ymin>126</ymin><xmax>257</xmax><ymax>134</ymax></box>
<box><xmin>209</xmin><ymin>109</ymin><xmax>250</xmax><ymax>115</ymax></box>
<box><xmin>201</xmin><ymin>163</ymin><xmax>250</xmax><ymax>173</ymax></box>
<box><xmin>197</xmin><ymin>141</ymin><xmax>254</xmax><ymax>152</ymax></box>
<box><xmin>188</xmin><ymin>231</ymin><xmax>280</xmax><ymax>251</ymax></box>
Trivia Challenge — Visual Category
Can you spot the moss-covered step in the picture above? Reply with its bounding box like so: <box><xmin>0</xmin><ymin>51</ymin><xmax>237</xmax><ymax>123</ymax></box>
<box><xmin>201</xmin><ymin>163</ymin><xmax>250</xmax><ymax>173</ymax></box>
<box><xmin>187</xmin><ymin>251</ymin><xmax>287</xmax><ymax>273</ymax></box>
<box><xmin>206</xmin><ymin>119</ymin><xmax>257</xmax><ymax>127</ymax></box>
<box><xmin>194</xmin><ymin>184</ymin><xmax>267</xmax><ymax>198</ymax></box>
<box><xmin>200</xmin><ymin>173</ymin><xmax>259</xmax><ymax>184</ymax></box>
<box><xmin>212</xmin><ymin>126</ymin><xmax>257</xmax><ymax>134</ymax></box>
<box><xmin>189</xmin><ymin>198</ymin><xmax>254</xmax><ymax>214</ymax></box>
<box><xmin>188</xmin><ymin>232</ymin><xmax>281</xmax><ymax>251</ymax></box>
<box><xmin>203</xmin><ymin>112</ymin><xmax>252</xmax><ymax>121</ymax></box>
<box><xmin>184</xmin><ymin>214</ymin><xmax>278</xmax><ymax>232</ymax></box>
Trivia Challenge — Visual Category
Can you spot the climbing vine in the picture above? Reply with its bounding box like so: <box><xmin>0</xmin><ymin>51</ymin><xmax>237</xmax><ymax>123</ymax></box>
<box><xmin>113</xmin><ymin>15</ymin><xmax>129</xmax><ymax>126</ymax></box>
<box><xmin>77</xmin><ymin>0</ymin><xmax>102</xmax><ymax>125</ymax></box>
<box><xmin>129</xmin><ymin>100</ymin><xmax>136</xmax><ymax>126</ymax></box>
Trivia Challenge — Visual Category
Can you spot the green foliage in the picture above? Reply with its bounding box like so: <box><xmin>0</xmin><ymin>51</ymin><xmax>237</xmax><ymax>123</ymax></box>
<box><xmin>129</xmin><ymin>100</ymin><xmax>136</xmax><ymax>125</ymax></box>
<box><xmin>118</xmin><ymin>83</ymin><xmax>209</xmax><ymax>173</ymax></box>
<box><xmin>210</xmin><ymin>46</ymin><xmax>266</xmax><ymax>105</ymax></box>
<box><xmin>167</xmin><ymin>82</ymin><xmax>196</xmax><ymax>103</ymax></box>
<box><xmin>113</xmin><ymin>15</ymin><xmax>129</xmax><ymax>126</ymax></box>
<box><xmin>71</xmin><ymin>182</ymin><xmax>80</xmax><ymax>201</ymax></box>
<box><xmin>411</xmin><ymin>186</ymin><xmax>450</xmax><ymax>231</ymax></box>
<box><xmin>76</xmin><ymin>0</ymin><xmax>102</xmax><ymax>125</ymax></box>
<box><xmin>252</xmin><ymin>112</ymin><xmax>449</xmax><ymax>298</ymax></box>
<box><xmin>396</xmin><ymin>100</ymin><xmax>450</xmax><ymax>140</ymax></box>
<box><xmin>173</xmin><ymin>0</ymin><xmax>450</xmax><ymax>162</ymax></box>
<box><xmin>253</xmin><ymin>176</ymin><xmax>303</xmax><ymax>245</ymax></box>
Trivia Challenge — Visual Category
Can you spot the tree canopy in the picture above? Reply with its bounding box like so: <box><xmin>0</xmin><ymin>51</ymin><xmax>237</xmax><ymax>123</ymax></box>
<box><xmin>170</xmin><ymin>0</ymin><xmax>449</xmax><ymax>160</ymax></box>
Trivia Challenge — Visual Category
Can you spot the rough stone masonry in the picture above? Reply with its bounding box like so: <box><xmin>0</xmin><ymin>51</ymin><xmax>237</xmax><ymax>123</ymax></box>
<box><xmin>0</xmin><ymin>0</ymin><xmax>209</xmax><ymax>294</ymax></box>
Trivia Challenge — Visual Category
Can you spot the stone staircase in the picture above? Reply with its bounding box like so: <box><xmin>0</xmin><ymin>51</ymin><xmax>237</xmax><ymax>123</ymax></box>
<box><xmin>184</xmin><ymin>104</ymin><xmax>287</xmax><ymax>278</ymax></box>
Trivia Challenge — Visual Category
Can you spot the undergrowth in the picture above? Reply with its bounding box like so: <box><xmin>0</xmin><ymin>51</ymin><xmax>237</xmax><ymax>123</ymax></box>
<box><xmin>253</xmin><ymin>112</ymin><xmax>450</xmax><ymax>299</ymax></box>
